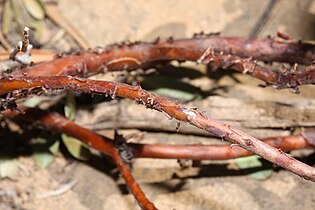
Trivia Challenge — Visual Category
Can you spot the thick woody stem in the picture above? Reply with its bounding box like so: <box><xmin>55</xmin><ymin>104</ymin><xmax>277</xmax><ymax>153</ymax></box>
<box><xmin>11</xmin><ymin>37</ymin><xmax>315</xmax><ymax>90</ymax></box>
<box><xmin>1</xmin><ymin>76</ymin><xmax>315</xmax><ymax>181</ymax></box>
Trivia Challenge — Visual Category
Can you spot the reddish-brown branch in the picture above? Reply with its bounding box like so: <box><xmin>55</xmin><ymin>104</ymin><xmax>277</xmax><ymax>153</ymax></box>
<box><xmin>0</xmin><ymin>49</ymin><xmax>56</xmax><ymax>63</ymax></box>
<box><xmin>45</xmin><ymin>116</ymin><xmax>157</xmax><ymax>210</ymax></box>
<box><xmin>111</xmin><ymin>150</ymin><xmax>157</xmax><ymax>210</ymax></box>
<box><xmin>2</xmin><ymin>108</ymin><xmax>157</xmax><ymax>210</ymax></box>
<box><xmin>1</xmin><ymin>76</ymin><xmax>315</xmax><ymax>181</ymax></box>
<box><xmin>2</xmin><ymin>107</ymin><xmax>312</xmax><ymax>161</ymax></box>
<box><xmin>130</xmin><ymin>135</ymin><xmax>311</xmax><ymax>160</ymax></box>
<box><xmin>197</xmin><ymin>47</ymin><xmax>315</xmax><ymax>90</ymax></box>
<box><xmin>10</xmin><ymin>37</ymin><xmax>315</xmax><ymax>90</ymax></box>
<box><xmin>3</xmin><ymin>107</ymin><xmax>313</xmax><ymax>209</ymax></box>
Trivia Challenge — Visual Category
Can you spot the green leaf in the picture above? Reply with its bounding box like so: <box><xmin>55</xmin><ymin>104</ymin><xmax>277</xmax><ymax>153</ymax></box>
<box><xmin>61</xmin><ymin>134</ymin><xmax>90</xmax><ymax>161</ymax></box>
<box><xmin>49</xmin><ymin>140</ymin><xmax>60</xmax><ymax>155</ymax></box>
<box><xmin>2</xmin><ymin>0</ymin><xmax>13</xmax><ymax>36</ymax></box>
<box><xmin>248</xmin><ymin>168</ymin><xmax>273</xmax><ymax>180</ymax></box>
<box><xmin>0</xmin><ymin>158</ymin><xmax>20</xmax><ymax>179</ymax></box>
<box><xmin>29</xmin><ymin>17</ymin><xmax>44</xmax><ymax>39</ymax></box>
<box><xmin>62</xmin><ymin>92</ymin><xmax>89</xmax><ymax>160</ymax></box>
<box><xmin>234</xmin><ymin>155</ymin><xmax>273</xmax><ymax>180</ymax></box>
<box><xmin>141</xmin><ymin>76</ymin><xmax>203</xmax><ymax>102</ymax></box>
<box><xmin>34</xmin><ymin>152</ymin><xmax>54</xmax><ymax>169</ymax></box>
<box><xmin>32</xmin><ymin>136</ymin><xmax>58</xmax><ymax>169</ymax></box>
<box><xmin>23</xmin><ymin>95</ymin><xmax>45</xmax><ymax>107</ymax></box>
<box><xmin>11</xmin><ymin>0</ymin><xmax>45</xmax><ymax>39</ymax></box>
<box><xmin>23</xmin><ymin>0</ymin><xmax>45</xmax><ymax>20</ymax></box>
<box><xmin>154</xmin><ymin>88</ymin><xmax>199</xmax><ymax>102</ymax></box>
<box><xmin>11</xmin><ymin>0</ymin><xmax>30</xmax><ymax>32</ymax></box>
<box><xmin>64</xmin><ymin>91</ymin><xmax>76</xmax><ymax>121</ymax></box>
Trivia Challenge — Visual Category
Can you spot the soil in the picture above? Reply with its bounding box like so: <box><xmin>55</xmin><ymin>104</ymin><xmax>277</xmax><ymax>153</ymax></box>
<box><xmin>1</xmin><ymin>0</ymin><xmax>315</xmax><ymax>210</ymax></box>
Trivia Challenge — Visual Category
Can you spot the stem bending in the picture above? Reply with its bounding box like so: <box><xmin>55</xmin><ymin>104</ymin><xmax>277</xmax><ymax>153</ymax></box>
<box><xmin>1</xmin><ymin>75</ymin><xmax>315</xmax><ymax>181</ymax></box>
<box><xmin>11</xmin><ymin>37</ymin><xmax>315</xmax><ymax>90</ymax></box>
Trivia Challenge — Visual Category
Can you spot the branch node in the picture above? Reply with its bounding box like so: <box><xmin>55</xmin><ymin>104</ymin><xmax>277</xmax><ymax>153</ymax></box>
<box><xmin>114</xmin><ymin>130</ymin><xmax>133</xmax><ymax>164</ymax></box>
<box><xmin>110</xmin><ymin>85</ymin><xmax>118</xmax><ymax>99</ymax></box>
<box><xmin>197</xmin><ymin>45</ymin><xmax>214</xmax><ymax>64</ymax></box>
<box><xmin>166</xmin><ymin>36</ymin><xmax>174</xmax><ymax>43</ymax></box>
<box><xmin>182</xmin><ymin>108</ymin><xmax>197</xmax><ymax>120</ymax></box>
<box><xmin>92</xmin><ymin>47</ymin><xmax>105</xmax><ymax>55</ymax></box>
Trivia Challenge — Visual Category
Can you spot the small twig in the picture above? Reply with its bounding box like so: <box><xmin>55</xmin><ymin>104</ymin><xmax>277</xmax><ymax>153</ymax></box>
<box><xmin>9</xmin><ymin>27</ymin><xmax>32</xmax><ymax>61</ymax></box>
<box><xmin>36</xmin><ymin>180</ymin><xmax>78</xmax><ymax>198</ymax></box>
<box><xmin>1</xmin><ymin>76</ymin><xmax>315</xmax><ymax>181</ymax></box>
<box><xmin>249</xmin><ymin>0</ymin><xmax>278</xmax><ymax>37</ymax></box>
<box><xmin>44</xmin><ymin>3</ymin><xmax>91</xmax><ymax>49</ymax></box>
<box><xmin>1</xmin><ymin>27</ymin><xmax>35</xmax><ymax>73</ymax></box>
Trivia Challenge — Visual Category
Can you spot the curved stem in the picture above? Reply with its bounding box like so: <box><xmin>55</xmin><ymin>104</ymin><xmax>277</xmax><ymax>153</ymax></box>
<box><xmin>2</xmin><ymin>108</ymin><xmax>156</xmax><ymax>210</ymax></box>
<box><xmin>3</xmin><ymin>106</ymin><xmax>313</xmax><ymax>210</ymax></box>
<box><xmin>111</xmin><ymin>151</ymin><xmax>157</xmax><ymax>210</ymax></box>
<box><xmin>130</xmin><ymin>135</ymin><xmax>311</xmax><ymax>160</ymax></box>
<box><xmin>2</xmin><ymin>107</ymin><xmax>312</xmax><ymax>161</ymax></box>
<box><xmin>1</xmin><ymin>76</ymin><xmax>315</xmax><ymax>181</ymax></box>
<box><xmin>10</xmin><ymin>37</ymin><xmax>315</xmax><ymax>89</ymax></box>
